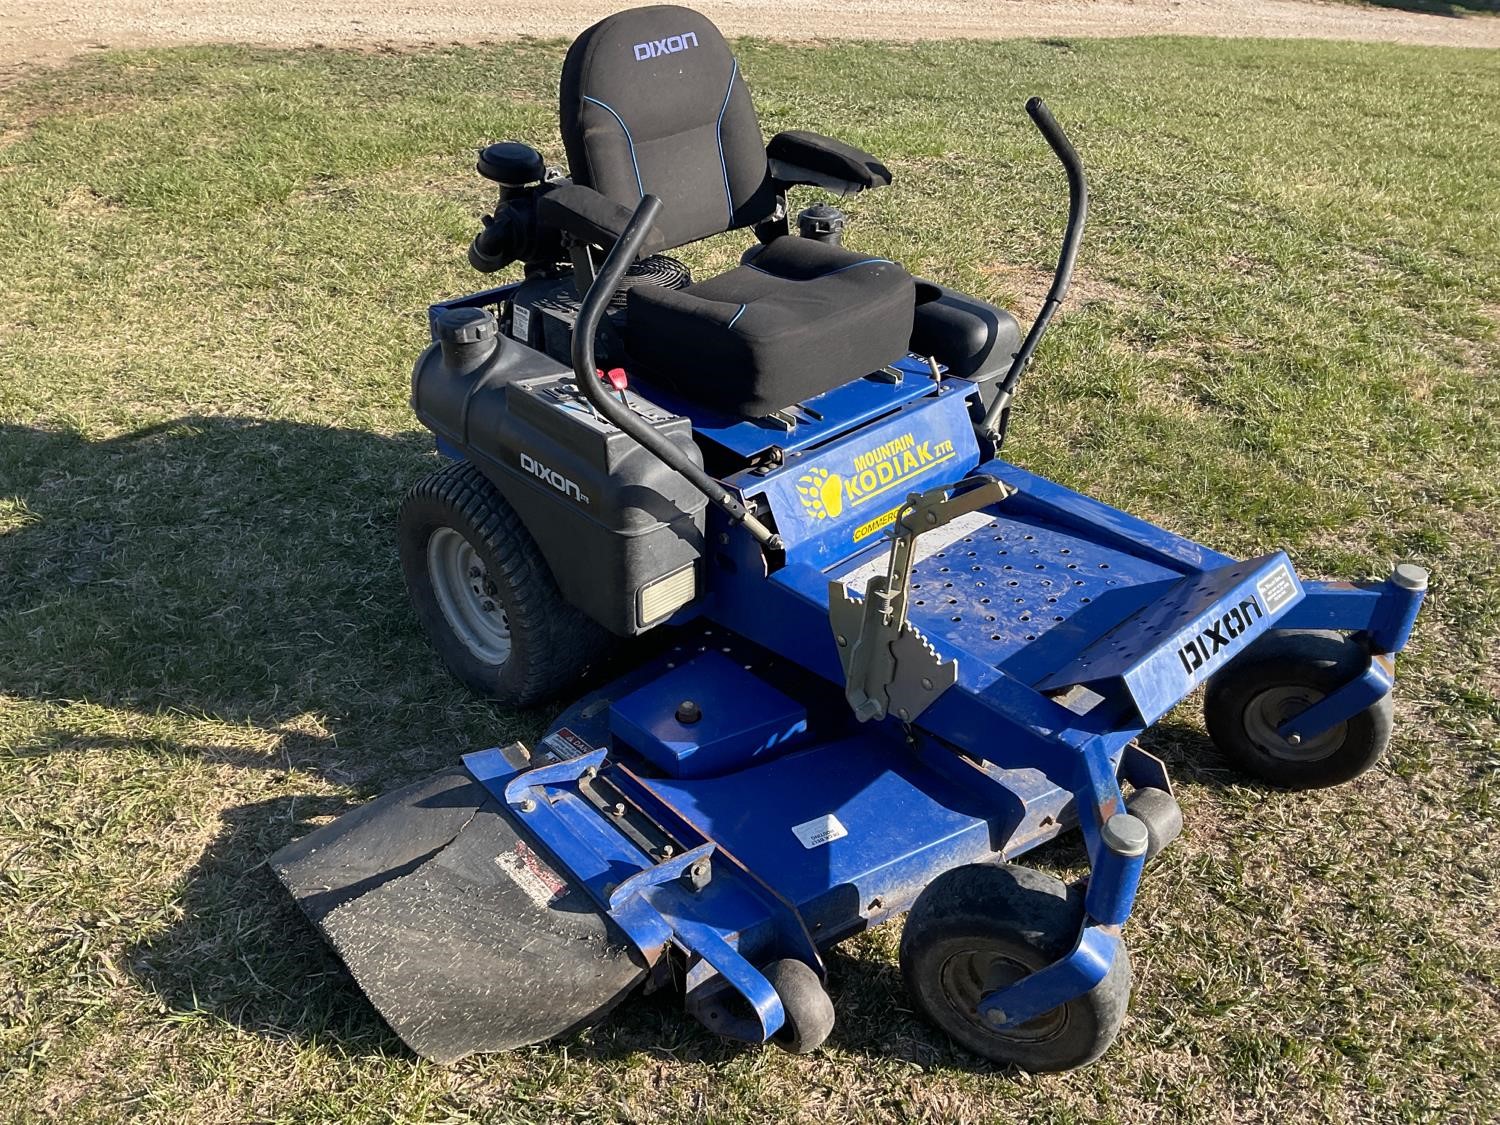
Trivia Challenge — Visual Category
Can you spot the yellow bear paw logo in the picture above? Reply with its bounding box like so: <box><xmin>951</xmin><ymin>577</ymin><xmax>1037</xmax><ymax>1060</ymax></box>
<box><xmin>796</xmin><ymin>467</ymin><xmax>844</xmax><ymax>520</ymax></box>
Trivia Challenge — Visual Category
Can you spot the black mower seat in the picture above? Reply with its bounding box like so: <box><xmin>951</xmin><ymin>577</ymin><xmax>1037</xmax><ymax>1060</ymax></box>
<box><xmin>626</xmin><ymin>237</ymin><xmax>916</xmax><ymax>418</ymax></box>
<box><xmin>548</xmin><ymin>4</ymin><xmax>917</xmax><ymax>420</ymax></box>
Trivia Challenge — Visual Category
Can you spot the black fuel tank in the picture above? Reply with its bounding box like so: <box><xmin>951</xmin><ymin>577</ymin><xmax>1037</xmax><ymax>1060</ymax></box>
<box><xmin>412</xmin><ymin>307</ymin><xmax>707</xmax><ymax>636</ymax></box>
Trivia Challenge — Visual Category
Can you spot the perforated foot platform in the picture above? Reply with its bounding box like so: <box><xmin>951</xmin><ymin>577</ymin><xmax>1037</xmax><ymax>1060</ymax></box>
<box><xmin>835</xmin><ymin>508</ymin><xmax>1305</xmax><ymax>725</ymax></box>
<box><xmin>1035</xmin><ymin>552</ymin><xmax>1304</xmax><ymax>723</ymax></box>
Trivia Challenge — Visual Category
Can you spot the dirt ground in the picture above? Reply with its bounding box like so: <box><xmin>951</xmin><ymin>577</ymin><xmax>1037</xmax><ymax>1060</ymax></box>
<box><xmin>2</xmin><ymin>0</ymin><xmax>1498</xmax><ymax>76</ymax></box>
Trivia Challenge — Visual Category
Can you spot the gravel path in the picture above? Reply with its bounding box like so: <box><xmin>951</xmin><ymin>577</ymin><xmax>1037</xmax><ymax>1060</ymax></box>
<box><xmin>2</xmin><ymin>0</ymin><xmax>1497</xmax><ymax>75</ymax></box>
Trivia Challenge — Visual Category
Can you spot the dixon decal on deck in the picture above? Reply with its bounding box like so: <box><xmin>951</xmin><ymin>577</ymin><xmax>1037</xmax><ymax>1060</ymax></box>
<box><xmin>1176</xmin><ymin>596</ymin><xmax>1264</xmax><ymax>675</ymax></box>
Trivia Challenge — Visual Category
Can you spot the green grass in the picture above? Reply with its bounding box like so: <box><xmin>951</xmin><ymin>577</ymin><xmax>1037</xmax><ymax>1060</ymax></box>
<box><xmin>2</xmin><ymin>35</ymin><xmax>1498</xmax><ymax>1124</ymax></box>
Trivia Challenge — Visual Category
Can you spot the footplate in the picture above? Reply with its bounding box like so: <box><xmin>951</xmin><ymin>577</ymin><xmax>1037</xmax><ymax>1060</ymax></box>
<box><xmin>829</xmin><ymin>477</ymin><xmax>1015</xmax><ymax>722</ymax></box>
<box><xmin>1036</xmin><ymin>551</ymin><xmax>1305</xmax><ymax>724</ymax></box>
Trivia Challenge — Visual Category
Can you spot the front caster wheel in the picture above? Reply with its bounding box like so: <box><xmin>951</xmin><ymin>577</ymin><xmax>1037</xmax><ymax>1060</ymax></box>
<box><xmin>898</xmin><ymin>864</ymin><xmax>1131</xmax><ymax>1072</ymax></box>
<box><xmin>1204</xmin><ymin>630</ymin><xmax>1393</xmax><ymax>789</ymax></box>
<box><xmin>764</xmin><ymin>958</ymin><xmax>835</xmax><ymax>1054</ymax></box>
<box><xmin>397</xmin><ymin>460</ymin><xmax>612</xmax><ymax>707</ymax></box>
<box><xmin>1125</xmin><ymin>787</ymin><xmax>1182</xmax><ymax>861</ymax></box>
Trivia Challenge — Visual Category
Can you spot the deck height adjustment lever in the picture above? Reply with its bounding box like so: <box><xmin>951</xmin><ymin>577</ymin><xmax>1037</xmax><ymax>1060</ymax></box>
<box><xmin>828</xmin><ymin>477</ymin><xmax>1014</xmax><ymax>723</ymax></box>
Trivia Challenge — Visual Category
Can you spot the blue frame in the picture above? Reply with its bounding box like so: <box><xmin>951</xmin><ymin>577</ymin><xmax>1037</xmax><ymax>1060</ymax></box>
<box><xmin>425</xmin><ymin>288</ymin><xmax>1425</xmax><ymax>1046</ymax></box>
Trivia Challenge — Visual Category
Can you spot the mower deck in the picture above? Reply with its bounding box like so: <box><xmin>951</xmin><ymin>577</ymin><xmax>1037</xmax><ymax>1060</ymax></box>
<box><xmin>426</xmin><ymin>467</ymin><xmax>1314</xmax><ymax>1048</ymax></box>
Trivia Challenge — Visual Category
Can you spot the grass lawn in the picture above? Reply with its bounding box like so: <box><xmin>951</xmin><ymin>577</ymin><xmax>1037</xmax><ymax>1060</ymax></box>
<box><xmin>2</xmin><ymin>33</ymin><xmax>1498</xmax><ymax>1124</ymax></box>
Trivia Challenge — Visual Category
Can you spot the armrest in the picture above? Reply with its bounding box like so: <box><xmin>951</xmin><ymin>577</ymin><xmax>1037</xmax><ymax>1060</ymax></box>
<box><xmin>766</xmin><ymin>130</ymin><xmax>893</xmax><ymax>196</ymax></box>
<box><xmin>535</xmin><ymin>183</ymin><xmax>667</xmax><ymax>254</ymax></box>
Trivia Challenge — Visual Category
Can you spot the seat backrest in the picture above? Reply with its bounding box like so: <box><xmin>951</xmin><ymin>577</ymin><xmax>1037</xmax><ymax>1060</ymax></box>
<box><xmin>560</xmin><ymin>5</ymin><xmax>777</xmax><ymax>251</ymax></box>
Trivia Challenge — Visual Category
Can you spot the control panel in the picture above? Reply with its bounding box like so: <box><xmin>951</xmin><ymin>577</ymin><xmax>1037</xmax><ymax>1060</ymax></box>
<box><xmin>513</xmin><ymin>373</ymin><xmax>681</xmax><ymax>436</ymax></box>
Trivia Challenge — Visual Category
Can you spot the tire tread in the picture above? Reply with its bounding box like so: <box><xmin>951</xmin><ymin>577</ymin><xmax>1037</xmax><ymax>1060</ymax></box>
<box><xmin>398</xmin><ymin>460</ymin><xmax>611</xmax><ymax>706</ymax></box>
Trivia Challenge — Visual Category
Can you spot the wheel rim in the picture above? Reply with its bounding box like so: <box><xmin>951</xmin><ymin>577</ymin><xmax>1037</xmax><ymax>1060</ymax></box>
<box><xmin>426</xmin><ymin>527</ymin><xmax>512</xmax><ymax>664</ymax></box>
<box><xmin>939</xmin><ymin>945</ymin><xmax>1068</xmax><ymax>1043</ymax></box>
<box><xmin>1243</xmin><ymin>685</ymin><xmax>1346</xmax><ymax>762</ymax></box>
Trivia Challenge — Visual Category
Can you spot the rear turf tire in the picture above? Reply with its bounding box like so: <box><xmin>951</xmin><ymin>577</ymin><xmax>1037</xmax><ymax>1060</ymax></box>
<box><xmin>1204</xmin><ymin>630</ymin><xmax>1393</xmax><ymax>789</ymax></box>
<box><xmin>899</xmin><ymin>863</ymin><xmax>1131</xmax><ymax>1072</ymax></box>
<box><xmin>397</xmin><ymin>460</ymin><xmax>612</xmax><ymax>707</ymax></box>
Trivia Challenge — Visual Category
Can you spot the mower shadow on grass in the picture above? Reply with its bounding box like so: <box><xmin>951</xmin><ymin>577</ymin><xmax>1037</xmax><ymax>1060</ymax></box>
<box><xmin>127</xmin><ymin>792</ymin><xmax>409</xmax><ymax>1056</ymax></box>
<box><xmin>0</xmin><ymin>416</ymin><xmax>557</xmax><ymax>783</ymax></box>
<box><xmin>0</xmin><ymin>417</ymin><xmax>544</xmax><ymax>1053</ymax></box>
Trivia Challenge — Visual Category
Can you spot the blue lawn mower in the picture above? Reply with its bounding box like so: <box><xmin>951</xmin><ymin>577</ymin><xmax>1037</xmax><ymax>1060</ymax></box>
<box><xmin>272</xmin><ymin>5</ymin><xmax>1428</xmax><ymax>1071</ymax></box>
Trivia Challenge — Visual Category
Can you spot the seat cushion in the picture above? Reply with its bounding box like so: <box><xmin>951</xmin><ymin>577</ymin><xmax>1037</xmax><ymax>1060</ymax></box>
<box><xmin>624</xmin><ymin>237</ymin><xmax>916</xmax><ymax>418</ymax></box>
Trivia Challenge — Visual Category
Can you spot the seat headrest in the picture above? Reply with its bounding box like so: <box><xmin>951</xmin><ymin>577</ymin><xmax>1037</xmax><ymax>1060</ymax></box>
<box><xmin>560</xmin><ymin>5</ymin><xmax>776</xmax><ymax>251</ymax></box>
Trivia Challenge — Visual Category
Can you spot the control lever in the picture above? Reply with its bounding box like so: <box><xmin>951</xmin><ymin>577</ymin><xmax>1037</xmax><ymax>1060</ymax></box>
<box><xmin>572</xmin><ymin>195</ymin><xmax>783</xmax><ymax>550</ymax></box>
<box><xmin>978</xmin><ymin>98</ymin><xmax>1088</xmax><ymax>450</ymax></box>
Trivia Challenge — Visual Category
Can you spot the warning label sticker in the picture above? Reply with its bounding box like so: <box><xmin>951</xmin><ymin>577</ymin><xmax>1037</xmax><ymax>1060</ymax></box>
<box><xmin>1256</xmin><ymin>562</ymin><xmax>1298</xmax><ymax>614</ymax></box>
<box><xmin>791</xmin><ymin>813</ymin><xmax>849</xmax><ymax>849</ymax></box>
<box><xmin>495</xmin><ymin>840</ymin><xmax>567</xmax><ymax>909</ymax></box>
<box><xmin>537</xmin><ymin>727</ymin><xmax>594</xmax><ymax>763</ymax></box>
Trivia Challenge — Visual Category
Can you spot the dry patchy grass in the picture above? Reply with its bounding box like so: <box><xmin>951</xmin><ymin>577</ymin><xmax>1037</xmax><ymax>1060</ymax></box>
<box><xmin>1</xmin><ymin>36</ymin><xmax>1498</xmax><ymax>1124</ymax></box>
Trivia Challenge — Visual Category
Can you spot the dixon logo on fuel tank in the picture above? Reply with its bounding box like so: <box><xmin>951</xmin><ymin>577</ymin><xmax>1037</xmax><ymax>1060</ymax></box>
<box><xmin>519</xmin><ymin>452</ymin><xmax>589</xmax><ymax>505</ymax></box>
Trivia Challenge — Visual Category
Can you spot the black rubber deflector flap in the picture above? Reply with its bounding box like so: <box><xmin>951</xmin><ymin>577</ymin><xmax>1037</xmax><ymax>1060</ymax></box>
<box><xmin>271</xmin><ymin>767</ymin><xmax>646</xmax><ymax>1062</ymax></box>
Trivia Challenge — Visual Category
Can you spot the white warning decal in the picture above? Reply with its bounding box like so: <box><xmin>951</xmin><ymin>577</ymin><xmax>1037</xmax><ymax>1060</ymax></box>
<box><xmin>495</xmin><ymin>840</ymin><xmax>567</xmax><ymax>909</ymax></box>
<box><xmin>538</xmin><ymin>727</ymin><xmax>594</xmax><ymax>763</ymax></box>
<box><xmin>792</xmin><ymin>813</ymin><xmax>849</xmax><ymax>849</ymax></box>
<box><xmin>1256</xmin><ymin>562</ymin><xmax>1298</xmax><ymax>614</ymax></box>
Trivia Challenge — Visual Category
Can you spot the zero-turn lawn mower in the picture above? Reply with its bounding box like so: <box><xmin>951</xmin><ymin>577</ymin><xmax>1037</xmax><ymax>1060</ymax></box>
<box><xmin>272</xmin><ymin>5</ymin><xmax>1427</xmax><ymax>1071</ymax></box>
